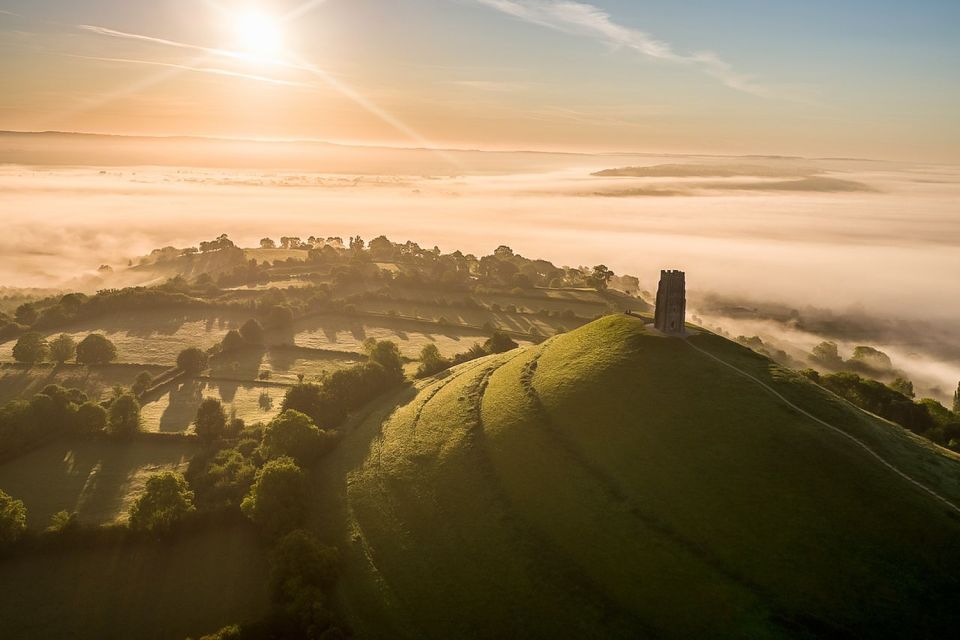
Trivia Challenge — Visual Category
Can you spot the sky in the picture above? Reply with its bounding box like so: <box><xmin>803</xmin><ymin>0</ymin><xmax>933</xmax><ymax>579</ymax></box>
<box><xmin>1</xmin><ymin>0</ymin><xmax>959</xmax><ymax>161</ymax></box>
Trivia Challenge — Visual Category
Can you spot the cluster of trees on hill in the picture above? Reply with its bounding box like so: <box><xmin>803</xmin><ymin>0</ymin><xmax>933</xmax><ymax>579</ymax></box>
<box><xmin>417</xmin><ymin>330</ymin><xmax>519</xmax><ymax>378</ymax></box>
<box><xmin>802</xmin><ymin>369</ymin><xmax>960</xmax><ymax>450</ymax></box>
<box><xmin>809</xmin><ymin>341</ymin><xmax>901</xmax><ymax>377</ymax></box>
<box><xmin>0</xmin><ymin>383</ymin><xmax>144</xmax><ymax>460</ymax></box>
<box><xmin>248</xmin><ymin>234</ymin><xmax>625</xmax><ymax>294</ymax></box>
<box><xmin>10</xmin><ymin>332</ymin><xmax>117</xmax><ymax>365</ymax></box>
<box><xmin>280</xmin><ymin>339</ymin><xmax>405</xmax><ymax>429</ymax></box>
<box><xmin>218</xmin><ymin>319</ymin><xmax>266</xmax><ymax>353</ymax></box>
<box><xmin>0</xmin><ymin>287</ymin><xmax>214</xmax><ymax>340</ymax></box>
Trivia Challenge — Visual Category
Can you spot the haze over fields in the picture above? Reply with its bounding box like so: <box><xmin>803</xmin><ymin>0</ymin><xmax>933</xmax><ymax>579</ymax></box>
<box><xmin>3</xmin><ymin>133</ymin><xmax>958</xmax><ymax>401</ymax></box>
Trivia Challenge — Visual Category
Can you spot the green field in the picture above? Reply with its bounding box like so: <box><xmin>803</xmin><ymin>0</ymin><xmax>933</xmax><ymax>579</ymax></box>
<box><xmin>140</xmin><ymin>380</ymin><xmax>288</xmax><ymax>433</ymax></box>
<box><xmin>292</xmin><ymin>314</ymin><xmax>528</xmax><ymax>357</ymax></box>
<box><xmin>0</xmin><ymin>438</ymin><xmax>198</xmax><ymax>528</ymax></box>
<box><xmin>0</xmin><ymin>363</ymin><xmax>169</xmax><ymax>404</ymax></box>
<box><xmin>0</xmin><ymin>526</ymin><xmax>269</xmax><ymax>640</ymax></box>
<box><xmin>210</xmin><ymin>346</ymin><xmax>363</xmax><ymax>385</ymax></box>
<box><xmin>0</xmin><ymin>310</ymin><xmax>250</xmax><ymax>365</ymax></box>
<box><xmin>349</xmin><ymin>298</ymin><xmax>575</xmax><ymax>336</ymax></box>
<box><xmin>311</xmin><ymin>314</ymin><xmax>960</xmax><ymax>639</ymax></box>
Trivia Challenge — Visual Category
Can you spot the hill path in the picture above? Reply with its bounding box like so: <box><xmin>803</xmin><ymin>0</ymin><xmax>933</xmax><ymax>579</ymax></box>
<box><xmin>684</xmin><ymin>339</ymin><xmax>960</xmax><ymax>516</ymax></box>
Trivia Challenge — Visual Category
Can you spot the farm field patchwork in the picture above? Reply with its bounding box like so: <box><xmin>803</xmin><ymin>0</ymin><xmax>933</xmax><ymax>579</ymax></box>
<box><xmin>210</xmin><ymin>346</ymin><xmax>364</xmax><ymax>385</ymax></box>
<box><xmin>348</xmin><ymin>298</ymin><xmax>576</xmax><ymax>336</ymax></box>
<box><xmin>0</xmin><ymin>437</ymin><xmax>198</xmax><ymax>528</ymax></box>
<box><xmin>0</xmin><ymin>310</ymin><xmax>251</xmax><ymax>365</ymax></box>
<box><xmin>0</xmin><ymin>363</ymin><xmax>168</xmax><ymax>403</ymax></box>
<box><xmin>140</xmin><ymin>379</ymin><xmax>287</xmax><ymax>433</ymax></box>
<box><xmin>290</xmin><ymin>314</ymin><xmax>527</xmax><ymax>357</ymax></box>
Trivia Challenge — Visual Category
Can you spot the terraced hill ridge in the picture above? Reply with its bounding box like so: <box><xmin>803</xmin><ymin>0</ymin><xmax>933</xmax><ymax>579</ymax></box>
<box><xmin>316</xmin><ymin>314</ymin><xmax>960</xmax><ymax>639</ymax></box>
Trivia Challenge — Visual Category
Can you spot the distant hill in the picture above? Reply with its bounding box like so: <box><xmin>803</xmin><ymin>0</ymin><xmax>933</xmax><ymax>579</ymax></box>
<box><xmin>317</xmin><ymin>314</ymin><xmax>960</xmax><ymax>638</ymax></box>
<box><xmin>591</xmin><ymin>163</ymin><xmax>820</xmax><ymax>178</ymax></box>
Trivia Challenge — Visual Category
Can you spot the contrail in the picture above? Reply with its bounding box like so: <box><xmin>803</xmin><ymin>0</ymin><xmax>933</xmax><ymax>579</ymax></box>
<box><xmin>65</xmin><ymin>53</ymin><xmax>316</xmax><ymax>89</ymax></box>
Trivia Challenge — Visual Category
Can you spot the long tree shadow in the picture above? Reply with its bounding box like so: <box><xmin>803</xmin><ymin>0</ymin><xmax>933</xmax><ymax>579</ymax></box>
<box><xmin>159</xmin><ymin>380</ymin><xmax>207</xmax><ymax>432</ymax></box>
<box><xmin>0</xmin><ymin>438</ymin><xmax>198</xmax><ymax>528</ymax></box>
<box><xmin>210</xmin><ymin>347</ymin><xmax>267</xmax><ymax>381</ymax></box>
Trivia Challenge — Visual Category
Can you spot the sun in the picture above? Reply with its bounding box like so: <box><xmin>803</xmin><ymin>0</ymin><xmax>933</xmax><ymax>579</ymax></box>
<box><xmin>231</xmin><ymin>9</ymin><xmax>285</xmax><ymax>60</ymax></box>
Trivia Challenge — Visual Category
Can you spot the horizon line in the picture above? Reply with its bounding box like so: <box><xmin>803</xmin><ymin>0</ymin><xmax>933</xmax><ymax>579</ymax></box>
<box><xmin>0</xmin><ymin>128</ymin><xmax>902</xmax><ymax>165</ymax></box>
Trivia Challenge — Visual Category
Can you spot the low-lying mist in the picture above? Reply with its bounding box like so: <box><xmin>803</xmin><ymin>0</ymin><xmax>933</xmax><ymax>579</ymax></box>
<box><xmin>1</xmin><ymin>135</ymin><xmax>957</xmax><ymax>401</ymax></box>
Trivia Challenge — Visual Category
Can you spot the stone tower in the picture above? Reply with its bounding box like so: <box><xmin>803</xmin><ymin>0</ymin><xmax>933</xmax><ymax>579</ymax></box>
<box><xmin>654</xmin><ymin>270</ymin><xmax>686</xmax><ymax>334</ymax></box>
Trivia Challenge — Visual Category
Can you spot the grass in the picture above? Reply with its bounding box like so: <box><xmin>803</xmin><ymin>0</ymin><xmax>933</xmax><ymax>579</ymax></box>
<box><xmin>0</xmin><ymin>363</ymin><xmax>168</xmax><ymax>404</ymax></box>
<box><xmin>140</xmin><ymin>379</ymin><xmax>288</xmax><ymax>433</ymax></box>
<box><xmin>0</xmin><ymin>310</ymin><xmax>251</xmax><ymax>366</ymax></box>
<box><xmin>210</xmin><ymin>346</ymin><xmax>363</xmax><ymax>385</ymax></box>
<box><xmin>0</xmin><ymin>525</ymin><xmax>269</xmax><ymax>640</ymax></box>
<box><xmin>291</xmin><ymin>313</ymin><xmax>526</xmax><ymax>357</ymax></box>
<box><xmin>348</xmin><ymin>298</ymin><xmax>576</xmax><ymax>336</ymax></box>
<box><xmin>0</xmin><ymin>437</ymin><xmax>198</xmax><ymax>528</ymax></box>
<box><xmin>311</xmin><ymin>314</ymin><xmax>960</xmax><ymax>639</ymax></box>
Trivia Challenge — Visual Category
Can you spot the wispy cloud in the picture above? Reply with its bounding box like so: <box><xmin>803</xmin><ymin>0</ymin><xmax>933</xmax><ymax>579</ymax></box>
<box><xmin>474</xmin><ymin>0</ymin><xmax>776</xmax><ymax>98</ymax></box>
<box><xmin>78</xmin><ymin>24</ymin><xmax>254</xmax><ymax>63</ymax></box>
<box><xmin>0</xmin><ymin>9</ymin><xmax>23</xmax><ymax>17</ymax></box>
<box><xmin>64</xmin><ymin>53</ymin><xmax>315</xmax><ymax>89</ymax></box>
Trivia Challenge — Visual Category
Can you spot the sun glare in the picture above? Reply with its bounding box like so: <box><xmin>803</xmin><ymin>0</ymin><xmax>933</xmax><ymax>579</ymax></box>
<box><xmin>232</xmin><ymin>9</ymin><xmax>285</xmax><ymax>60</ymax></box>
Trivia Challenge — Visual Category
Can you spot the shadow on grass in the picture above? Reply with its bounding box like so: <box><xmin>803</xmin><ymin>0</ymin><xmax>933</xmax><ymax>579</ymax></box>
<box><xmin>0</xmin><ymin>437</ymin><xmax>199</xmax><ymax>528</ymax></box>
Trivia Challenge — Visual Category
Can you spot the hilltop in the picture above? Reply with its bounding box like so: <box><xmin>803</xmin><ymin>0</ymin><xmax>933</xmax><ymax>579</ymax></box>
<box><xmin>315</xmin><ymin>314</ymin><xmax>960</xmax><ymax>639</ymax></box>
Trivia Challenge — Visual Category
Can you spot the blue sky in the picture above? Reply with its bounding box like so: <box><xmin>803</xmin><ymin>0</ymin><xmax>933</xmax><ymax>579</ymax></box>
<box><xmin>1</xmin><ymin>0</ymin><xmax>958</xmax><ymax>160</ymax></box>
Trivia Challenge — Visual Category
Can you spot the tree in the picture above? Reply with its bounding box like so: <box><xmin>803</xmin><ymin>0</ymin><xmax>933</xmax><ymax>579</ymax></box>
<box><xmin>850</xmin><ymin>346</ymin><xmax>893</xmax><ymax>372</ymax></box>
<box><xmin>12</xmin><ymin>332</ymin><xmax>48</xmax><ymax>363</ymax></box>
<box><xmin>76</xmin><ymin>333</ymin><xmax>117</xmax><ymax>364</ymax></box>
<box><xmin>187</xmin><ymin>447</ymin><xmax>257</xmax><ymax>510</ymax></box>
<box><xmin>588</xmin><ymin>265</ymin><xmax>614</xmax><ymax>291</ymax></box>
<box><xmin>416</xmin><ymin>344</ymin><xmax>448</xmax><ymax>377</ymax></box>
<box><xmin>368</xmin><ymin>235</ymin><xmax>394</xmax><ymax>260</ymax></box>
<box><xmin>364</xmin><ymin>339</ymin><xmax>403</xmax><ymax>381</ymax></box>
<box><xmin>47</xmin><ymin>510</ymin><xmax>80</xmax><ymax>534</ymax></box>
<box><xmin>281</xmin><ymin>383</ymin><xmax>331</xmax><ymax>426</ymax></box>
<box><xmin>260</xmin><ymin>237</ymin><xmax>277</xmax><ymax>249</ymax></box>
<box><xmin>240</xmin><ymin>318</ymin><xmax>265</xmax><ymax>345</ymax></box>
<box><xmin>195</xmin><ymin>397</ymin><xmax>227</xmax><ymax>442</ymax></box>
<box><xmin>267</xmin><ymin>305</ymin><xmax>294</xmax><ymax>328</ymax></box>
<box><xmin>890</xmin><ymin>377</ymin><xmax>915</xmax><ymax>398</ymax></box>
<box><xmin>241</xmin><ymin>457</ymin><xmax>307</xmax><ymax>537</ymax></box>
<box><xmin>485</xmin><ymin>331</ymin><xmax>518</xmax><ymax>354</ymax></box>
<box><xmin>954</xmin><ymin>382</ymin><xmax>960</xmax><ymax>415</ymax></box>
<box><xmin>261</xmin><ymin>410</ymin><xmax>335</xmax><ymax>466</ymax></box>
<box><xmin>48</xmin><ymin>334</ymin><xmax>76</xmax><ymax>363</ymax></box>
<box><xmin>107</xmin><ymin>393</ymin><xmax>141</xmax><ymax>436</ymax></box>
<box><xmin>131</xmin><ymin>371</ymin><xmax>153</xmax><ymax>395</ymax></box>
<box><xmin>810</xmin><ymin>341</ymin><xmax>843</xmax><ymax>369</ymax></box>
<box><xmin>177</xmin><ymin>347</ymin><xmax>209</xmax><ymax>374</ymax></box>
<box><xmin>270</xmin><ymin>529</ymin><xmax>338</xmax><ymax>602</ymax></box>
<box><xmin>220</xmin><ymin>330</ymin><xmax>246</xmax><ymax>352</ymax></box>
<box><xmin>14</xmin><ymin>303</ymin><xmax>38</xmax><ymax>326</ymax></box>
<box><xmin>0</xmin><ymin>489</ymin><xmax>27</xmax><ymax>546</ymax></box>
<box><xmin>128</xmin><ymin>471</ymin><xmax>195</xmax><ymax>532</ymax></box>
<box><xmin>75</xmin><ymin>401</ymin><xmax>108</xmax><ymax>434</ymax></box>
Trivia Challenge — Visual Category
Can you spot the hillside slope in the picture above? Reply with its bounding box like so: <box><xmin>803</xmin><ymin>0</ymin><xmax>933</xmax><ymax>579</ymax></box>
<box><xmin>314</xmin><ymin>315</ymin><xmax>960</xmax><ymax>639</ymax></box>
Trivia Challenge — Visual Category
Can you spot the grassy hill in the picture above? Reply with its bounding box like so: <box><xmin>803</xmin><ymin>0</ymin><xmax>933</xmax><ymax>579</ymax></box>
<box><xmin>314</xmin><ymin>314</ymin><xmax>960</xmax><ymax>639</ymax></box>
